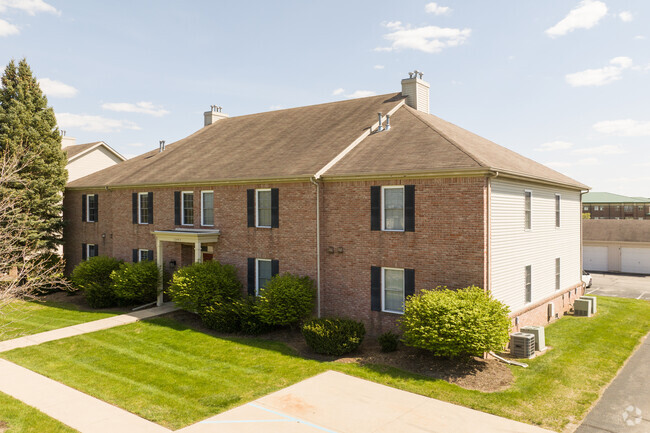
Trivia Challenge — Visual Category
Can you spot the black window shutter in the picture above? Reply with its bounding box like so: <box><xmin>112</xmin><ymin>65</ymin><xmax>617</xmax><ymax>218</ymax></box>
<box><xmin>174</xmin><ymin>191</ymin><xmax>181</xmax><ymax>225</ymax></box>
<box><xmin>81</xmin><ymin>243</ymin><xmax>87</xmax><ymax>260</ymax></box>
<box><xmin>271</xmin><ymin>259</ymin><xmax>279</xmax><ymax>277</ymax></box>
<box><xmin>132</xmin><ymin>249</ymin><xmax>138</xmax><ymax>263</ymax></box>
<box><xmin>247</xmin><ymin>258</ymin><xmax>255</xmax><ymax>296</ymax></box>
<box><xmin>148</xmin><ymin>192</ymin><xmax>154</xmax><ymax>224</ymax></box>
<box><xmin>247</xmin><ymin>189</ymin><xmax>255</xmax><ymax>227</ymax></box>
<box><xmin>371</xmin><ymin>266</ymin><xmax>381</xmax><ymax>311</ymax></box>
<box><xmin>405</xmin><ymin>185</ymin><xmax>415</xmax><ymax>232</ymax></box>
<box><xmin>147</xmin><ymin>250</ymin><xmax>154</xmax><ymax>261</ymax></box>
<box><xmin>132</xmin><ymin>193</ymin><xmax>138</xmax><ymax>224</ymax></box>
<box><xmin>82</xmin><ymin>194</ymin><xmax>87</xmax><ymax>222</ymax></box>
<box><xmin>370</xmin><ymin>186</ymin><xmax>381</xmax><ymax>231</ymax></box>
<box><xmin>95</xmin><ymin>194</ymin><xmax>99</xmax><ymax>222</ymax></box>
<box><xmin>404</xmin><ymin>268</ymin><xmax>415</xmax><ymax>299</ymax></box>
<box><xmin>271</xmin><ymin>188</ymin><xmax>279</xmax><ymax>228</ymax></box>
<box><xmin>95</xmin><ymin>244</ymin><xmax>99</xmax><ymax>256</ymax></box>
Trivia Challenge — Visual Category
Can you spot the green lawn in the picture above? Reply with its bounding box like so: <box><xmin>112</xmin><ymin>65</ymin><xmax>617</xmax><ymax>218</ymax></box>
<box><xmin>0</xmin><ymin>391</ymin><xmax>76</xmax><ymax>433</ymax></box>
<box><xmin>0</xmin><ymin>299</ymin><xmax>119</xmax><ymax>342</ymax></box>
<box><xmin>1</xmin><ymin>296</ymin><xmax>649</xmax><ymax>431</ymax></box>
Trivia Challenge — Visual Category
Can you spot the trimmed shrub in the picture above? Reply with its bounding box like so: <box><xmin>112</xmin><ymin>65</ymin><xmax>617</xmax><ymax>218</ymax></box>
<box><xmin>378</xmin><ymin>331</ymin><xmax>400</xmax><ymax>352</ymax></box>
<box><xmin>236</xmin><ymin>296</ymin><xmax>272</xmax><ymax>335</ymax></box>
<box><xmin>110</xmin><ymin>260</ymin><xmax>160</xmax><ymax>305</ymax></box>
<box><xmin>302</xmin><ymin>318</ymin><xmax>365</xmax><ymax>355</ymax></box>
<box><xmin>71</xmin><ymin>256</ymin><xmax>123</xmax><ymax>308</ymax></box>
<box><xmin>400</xmin><ymin>286</ymin><xmax>511</xmax><ymax>358</ymax></box>
<box><xmin>200</xmin><ymin>302</ymin><xmax>242</xmax><ymax>333</ymax></box>
<box><xmin>167</xmin><ymin>261</ymin><xmax>242</xmax><ymax>313</ymax></box>
<box><xmin>256</xmin><ymin>273</ymin><xmax>315</xmax><ymax>327</ymax></box>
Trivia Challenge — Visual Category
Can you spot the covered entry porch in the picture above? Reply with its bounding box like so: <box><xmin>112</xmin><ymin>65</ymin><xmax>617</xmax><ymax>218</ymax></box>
<box><xmin>152</xmin><ymin>228</ymin><xmax>221</xmax><ymax>306</ymax></box>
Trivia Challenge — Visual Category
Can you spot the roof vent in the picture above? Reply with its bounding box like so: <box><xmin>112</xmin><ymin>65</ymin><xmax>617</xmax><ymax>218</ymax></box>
<box><xmin>159</xmin><ymin>140</ymin><xmax>165</xmax><ymax>152</ymax></box>
<box><xmin>401</xmin><ymin>70</ymin><xmax>430</xmax><ymax>114</ymax></box>
<box><xmin>377</xmin><ymin>113</ymin><xmax>383</xmax><ymax>132</ymax></box>
<box><xmin>204</xmin><ymin>105</ymin><xmax>229</xmax><ymax>126</ymax></box>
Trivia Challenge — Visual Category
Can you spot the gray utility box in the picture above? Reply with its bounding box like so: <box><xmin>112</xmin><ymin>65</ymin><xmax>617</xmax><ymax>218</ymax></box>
<box><xmin>574</xmin><ymin>299</ymin><xmax>592</xmax><ymax>317</ymax></box>
<box><xmin>521</xmin><ymin>325</ymin><xmax>546</xmax><ymax>351</ymax></box>
<box><xmin>510</xmin><ymin>332</ymin><xmax>535</xmax><ymax>358</ymax></box>
<box><xmin>580</xmin><ymin>296</ymin><xmax>597</xmax><ymax>314</ymax></box>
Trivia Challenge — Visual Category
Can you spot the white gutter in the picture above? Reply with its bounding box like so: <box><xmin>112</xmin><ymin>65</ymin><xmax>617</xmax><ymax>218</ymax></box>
<box><xmin>309</xmin><ymin>176</ymin><xmax>321</xmax><ymax>317</ymax></box>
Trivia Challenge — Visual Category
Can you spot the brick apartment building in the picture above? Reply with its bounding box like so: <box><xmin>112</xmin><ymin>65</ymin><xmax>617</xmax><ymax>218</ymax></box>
<box><xmin>583</xmin><ymin>192</ymin><xmax>650</xmax><ymax>220</ymax></box>
<box><xmin>64</xmin><ymin>72</ymin><xmax>588</xmax><ymax>334</ymax></box>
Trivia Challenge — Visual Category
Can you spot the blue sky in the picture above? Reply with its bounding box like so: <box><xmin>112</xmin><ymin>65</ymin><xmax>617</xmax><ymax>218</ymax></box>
<box><xmin>1</xmin><ymin>0</ymin><xmax>649</xmax><ymax>196</ymax></box>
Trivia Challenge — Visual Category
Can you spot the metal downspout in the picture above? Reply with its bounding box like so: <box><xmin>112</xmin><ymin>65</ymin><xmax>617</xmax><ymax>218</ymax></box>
<box><xmin>310</xmin><ymin>177</ymin><xmax>321</xmax><ymax>317</ymax></box>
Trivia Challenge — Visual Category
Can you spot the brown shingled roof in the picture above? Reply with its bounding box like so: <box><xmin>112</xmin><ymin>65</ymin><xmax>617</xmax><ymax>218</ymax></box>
<box><xmin>65</xmin><ymin>142</ymin><xmax>102</xmax><ymax>159</ymax></box>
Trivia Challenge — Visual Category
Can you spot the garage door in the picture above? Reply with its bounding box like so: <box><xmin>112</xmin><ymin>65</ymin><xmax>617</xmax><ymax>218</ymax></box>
<box><xmin>584</xmin><ymin>246</ymin><xmax>608</xmax><ymax>271</ymax></box>
<box><xmin>621</xmin><ymin>248</ymin><xmax>650</xmax><ymax>274</ymax></box>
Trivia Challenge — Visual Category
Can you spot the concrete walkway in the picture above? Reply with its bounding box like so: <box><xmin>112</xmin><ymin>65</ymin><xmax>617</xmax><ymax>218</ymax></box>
<box><xmin>0</xmin><ymin>302</ymin><xmax>178</xmax><ymax>353</ymax></box>
<box><xmin>177</xmin><ymin>371</ymin><xmax>556</xmax><ymax>433</ymax></box>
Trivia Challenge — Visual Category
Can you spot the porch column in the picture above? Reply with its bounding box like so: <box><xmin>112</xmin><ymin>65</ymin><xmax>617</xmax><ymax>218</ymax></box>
<box><xmin>194</xmin><ymin>240</ymin><xmax>202</xmax><ymax>263</ymax></box>
<box><xmin>156</xmin><ymin>237</ymin><xmax>164</xmax><ymax>306</ymax></box>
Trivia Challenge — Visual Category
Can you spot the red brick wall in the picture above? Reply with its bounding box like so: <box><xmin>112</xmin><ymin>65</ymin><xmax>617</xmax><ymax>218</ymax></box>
<box><xmin>510</xmin><ymin>282</ymin><xmax>585</xmax><ymax>332</ymax></box>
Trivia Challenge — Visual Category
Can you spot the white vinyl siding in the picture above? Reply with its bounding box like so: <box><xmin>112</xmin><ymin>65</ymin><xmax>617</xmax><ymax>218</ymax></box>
<box><xmin>490</xmin><ymin>179</ymin><xmax>581</xmax><ymax>313</ymax></box>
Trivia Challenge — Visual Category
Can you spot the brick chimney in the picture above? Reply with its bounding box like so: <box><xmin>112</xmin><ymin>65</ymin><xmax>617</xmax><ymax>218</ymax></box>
<box><xmin>204</xmin><ymin>105</ymin><xmax>229</xmax><ymax>126</ymax></box>
<box><xmin>401</xmin><ymin>70</ymin><xmax>430</xmax><ymax>114</ymax></box>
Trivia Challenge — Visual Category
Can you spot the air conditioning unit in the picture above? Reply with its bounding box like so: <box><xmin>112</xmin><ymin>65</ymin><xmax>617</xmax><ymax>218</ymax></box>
<box><xmin>521</xmin><ymin>326</ymin><xmax>546</xmax><ymax>351</ymax></box>
<box><xmin>574</xmin><ymin>299</ymin><xmax>591</xmax><ymax>317</ymax></box>
<box><xmin>547</xmin><ymin>303</ymin><xmax>556</xmax><ymax>321</ymax></box>
<box><xmin>510</xmin><ymin>332</ymin><xmax>535</xmax><ymax>358</ymax></box>
<box><xmin>580</xmin><ymin>296</ymin><xmax>597</xmax><ymax>314</ymax></box>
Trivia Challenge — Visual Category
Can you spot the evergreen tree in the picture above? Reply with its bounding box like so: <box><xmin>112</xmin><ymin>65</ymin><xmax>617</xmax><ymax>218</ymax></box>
<box><xmin>0</xmin><ymin>59</ymin><xmax>68</xmax><ymax>258</ymax></box>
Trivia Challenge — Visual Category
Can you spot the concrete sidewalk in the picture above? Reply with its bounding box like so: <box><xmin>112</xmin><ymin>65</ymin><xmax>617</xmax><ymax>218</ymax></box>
<box><xmin>0</xmin><ymin>302</ymin><xmax>178</xmax><ymax>353</ymax></box>
<box><xmin>177</xmin><ymin>371</ymin><xmax>556</xmax><ymax>433</ymax></box>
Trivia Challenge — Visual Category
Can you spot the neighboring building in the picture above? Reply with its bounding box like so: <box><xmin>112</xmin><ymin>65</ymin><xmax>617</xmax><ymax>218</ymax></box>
<box><xmin>583</xmin><ymin>220</ymin><xmax>650</xmax><ymax>274</ymax></box>
<box><xmin>63</xmin><ymin>73</ymin><xmax>588</xmax><ymax>334</ymax></box>
<box><xmin>62</xmin><ymin>136</ymin><xmax>126</xmax><ymax>183</ymax></box>
<box><xmin>583</xmin><ymin>192</ymin><xmax>650</xmax><ymax>220</ymax></box>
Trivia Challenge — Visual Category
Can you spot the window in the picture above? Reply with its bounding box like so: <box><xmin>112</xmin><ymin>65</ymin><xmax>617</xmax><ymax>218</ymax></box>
<box><xmin>256</xmin><ymin>259</ymin><xmax>272</xmax><ymax>295</ymax></box>
<box><xmin>524</xmin><ymin>191</ymin><xmax>532</xmax><ymax>230</ymax></box>
<box><xmin>382</xmin><ymin>268</ymin><xmax>405</xmax><ymax>313</ymax></box>
<box><xmin>139</xmin><ymin>249</ymin><xmax>150</xmax><ymax>262</ymax></box>
<box><xmin>138</xmin><ymin>193</ymin><xmax>149</xmax><ymax>224</ymax></box>
<box><xmin>555</xmin><ymin>258</ymin><xmax>560</xmax><ymax>291</ymax></box>
<box><xmin>624</xmin><ymin>205</ymin><xmax>634</xmax><ymax>213</ymax></box>
<box><xmin>83</xmin><ymin>243</ymin><xmax>98</xmax><ymax>260</ymax></box>
<box><xmin>87</xmin><ymin>194</ymin><xmax>97</xmax><ymax>222</ymax></box>
<box><xmin>201</xmin><ymin>191</ymin><xmax>214</xmax><ymax>226</ymax></box>
<box><xmin>256</xmin><ymin>189</ymin><xmax>272</xmax><ymax>227</ymax></box>
<box><xmin>555</xmin><ymin>194</ymin><xmax>561</xmax><ymax>228</ymax></box>
<box><xmin>525</xmin><ymin>265</ymin><xmax>532</xmax><ymax>303</ymax></box>
<box><xmin>583</xmin><ymin>206</ymin><xmax>589</xmax><ymax>212</ymax></box>
<box><xmin>182</xmin><ymin>192</ymin><xmax>194</xmax><ymax>225</ymax></box>
<box><xmin>383</xmin><ymin>186</ymin><xmax>404</xmax><ymax>231</ymax></box>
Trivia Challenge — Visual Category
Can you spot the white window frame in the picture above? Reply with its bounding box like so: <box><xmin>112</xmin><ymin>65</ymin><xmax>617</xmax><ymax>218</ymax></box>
<box><xmin>555</xmin><ymin>194</ymin><xmax>561</xmax><ymax>228</ymax></box>
<box><xmin>525</xmin><ymin>265</ymin><xmax>532</xmax><ymax>303</ymax></box>
<box><xmin>381</xmin><ymin>185</ymin><xmax>405</xmax><ymax>232</ymax></box>
<box><xmin>555</xmin><ymin>258</ymin><xmax>560</xmax><ymax>291</ymax></box>
<box><xmin>138</xmin><ymin>249</ymin><xmax>150</xmax><ymax>262</ymax></box>
<box><xmin>381</xmin><ymin>267</ymin><xmax>405</xmax><ymax>314</ymax></box>
<box><xmin>181</xmin><ymin>191</ymin><xmax>194</xmax><ymax>226</ymax></box>
<box><xmin>255</xmin><ymin>258</ymin><xmax>272</xmax><ymax>296</ymax></box>
<box><xmin>201</xmin><ymin>190</ymin><xmax>214</xmax><ymax>227</ymax></box>
<box><xmin>86</xmin><ymin>244</ymin><xmax>98</xmax><ymax>260</ymax></box>
<box><xmin>524</xmin><ymin>190</ymin><xmax>532</xmax><ymax>230</ymax></box>
<box><xmin>86</xmin><ymin>194</ymin><xmax>97</xmax><ymax>223</ymax></box>
<box><xmin>138</xmin><ymin>192</ymin><xmax>149</xmax><ymax>225</ymax></box>
<box><xmin>256</xmin><ymin>188</ymin><xmax>272</xmax><ymax>228</ymax></box>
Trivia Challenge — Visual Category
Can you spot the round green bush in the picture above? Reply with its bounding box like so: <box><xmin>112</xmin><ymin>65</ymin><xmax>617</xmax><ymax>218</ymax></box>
<box><xmin>302</xmin><ymin>318</ymin><xmax>365</xmax><ymax>355</ymax></box>
<box><xmin>236</xmin><ymin>296</ymin><xmax>272</xmax><ymax>335</ymax></box>
<box><xmin>110</xmin><ymin>260</ymin><xmax>160</xmax><ymax>305</ymax></box>
<box><xmin>378</xmin><ymin>331</ymin><xmax>400</xmax><ymax>352</ymax></box>
<box><xmin>399</xmin><ymin>286</ymin><xmax>511</xmax><ymax>358</ymax></box>
<box><xmin>71</xmin><ymin>256</ymin><xmax>123</xmax><ymax>308</ymax></box>
<box><xmin>167</xmin><ymin>261</ymin><xmax>242</xmax><ymax>313</ymax></box>
<box><xmin>256</xmin><ymin>273</ymin><xmax>315</xmax><ymax>327</ymax></box>
<box><xmin>200</xmin><ymin>302</ymin><xmax>242</xmax><ymax>333</ymax></box>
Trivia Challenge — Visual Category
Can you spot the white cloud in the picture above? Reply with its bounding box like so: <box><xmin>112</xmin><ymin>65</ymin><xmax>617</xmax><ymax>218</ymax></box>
<box><xmin>634</xmin><ymin>35</ymin><xmax>645</xmax><ymax>40</ymax></box>
<box><xmin>565</xmin><ymin>56</ymin><xmax>633</xmax><ymax>87</ymax></box>
<box><xmin>535</xmin><ymin>140</ymin><xmax>574</xmax><ymax>151</ymax></box>
<box><xmin>593</xmin><ymin>119</ymin><xmax>650</xmax><ymax>137</ymax></box>
<box><xmin>373</xmin><ymin>65</ymin><xmax>384</xmax><ymax>70</ymax></box>
<box><xmin>376</xmin><ymin>21</ymin><xmax>471</xmax><ymax>53</ymax></box>
<box><xmin>101</xmin><ymin>101</ymin><xmax>169</xmax><ymax>117</ymax></box>
<box><xmin>37</xmin><ymin>78</ymin><xmax>78</xmax><ymax>98</ymax></box>
<box><xmin>269</xmin><ymin>104</ymin><xmax>284</xmax><ymax>110</ymax></box>
<box><xmin>0</xmin><ymin>18</ymin><xmax>18</xmax><ymax>36</ymax></box>
<box><xmin>0</xmin><ymin>0</ymin><xmax>59</xmax><ymax>15</ymax></box>
<box><xmin>545</xmin><ymin>157</ymin><xmax>599</xmax><ymax>168</ymax></box>
<box><xmin>572</xmin><ymin>144</ymin><xmax>626</xmax><ymax>155</ymax></box>
<box><xmin>56</xmin><ymin>113</ymin><xmax>141</xmax><ymax>133</ymax></box>
<box><xmin>346</xmin><ymin>90</ymin><xmax>376</xmax><ymax>98</ymax></box>
<box><xmin>425</xmin><ymin>2</ymin><xmax>451</xmax><ymax>15</ymax></box>
<box><xmin>545</xmin><ymin>0</ymin><xmax>607</xmax><ymax>38</ymax></box>
<box><xmin>332</xmin><ymin>88</ymin><xmax>345</xmax><ymax>96</ymax></box>
<box><xmin>619</xmin><ymin>11</ymin><xmax>633</xmax><ymax>22</ymax></box>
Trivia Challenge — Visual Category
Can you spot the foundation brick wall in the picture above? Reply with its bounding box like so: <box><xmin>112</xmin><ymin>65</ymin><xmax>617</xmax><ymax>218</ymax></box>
<box><xmin>510</xmin><ymin>282</ymin><xmax>585</xmax><ymax>332</ymax></box>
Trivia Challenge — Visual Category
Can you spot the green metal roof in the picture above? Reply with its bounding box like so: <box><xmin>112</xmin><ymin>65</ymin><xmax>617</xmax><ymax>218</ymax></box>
<box><xmin>583</xmin><ymin>192</ymin><xmax>650</xmax><ymax>204</ymax></box>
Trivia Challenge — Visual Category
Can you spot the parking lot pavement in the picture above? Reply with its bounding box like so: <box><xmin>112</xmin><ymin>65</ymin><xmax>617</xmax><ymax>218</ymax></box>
<box><xmin>585</xmin><ymin>273</ymin><xmax>650</xmax><ymax>300</ymax></box>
